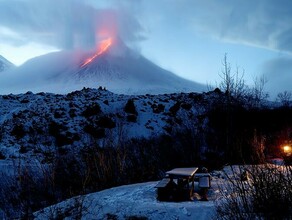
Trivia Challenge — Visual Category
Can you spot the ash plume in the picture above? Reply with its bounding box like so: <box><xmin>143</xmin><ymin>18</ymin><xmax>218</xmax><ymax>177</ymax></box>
<box><xmin>0</xmin><ymin>0</ymin><xmax>144</xmax><ymax>50</ymax></box>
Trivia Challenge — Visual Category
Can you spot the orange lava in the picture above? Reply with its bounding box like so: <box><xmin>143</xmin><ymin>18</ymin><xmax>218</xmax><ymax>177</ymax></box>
<box><xmin>81</xmin><ymin>38</ymin><xmax>112</xmax><ymax>67</ymax></box>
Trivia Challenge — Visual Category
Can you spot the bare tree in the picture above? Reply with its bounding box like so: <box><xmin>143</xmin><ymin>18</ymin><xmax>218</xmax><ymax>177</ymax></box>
<box><xmin>217</xmin><ymin>54</ymin><xmax>248</xmax><ymax>160</ymax></box>
<box><xmin>219</xmin><ymin>53</ymin><xmax>232</xmax><ymax>95</ymax></box>
<box><xmin>219</xmin><ymin>53</ymin><xmax>246</xmax><ymax>102</ymax></box>
<box><xmin>277</xmin><ymin>91</ymin><xmax>292</xmax><ymax>108</ymax></box>
<box><xmin>249</xmin><ymin>75</ymin><xmax>269</xmax><ymax>108</ymax></box>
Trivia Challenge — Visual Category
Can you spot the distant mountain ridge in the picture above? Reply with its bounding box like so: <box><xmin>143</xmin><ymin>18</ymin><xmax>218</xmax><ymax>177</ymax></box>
<box><xmin>0</xmin><ymin>55</ymin><xmax>15</xmax><ymax>72</ymax></box>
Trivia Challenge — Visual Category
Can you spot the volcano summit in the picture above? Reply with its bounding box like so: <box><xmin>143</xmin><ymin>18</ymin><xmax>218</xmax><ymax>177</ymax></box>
<box><xmin>0</xmin><ymin>38</ymin><xmax>205</xmax><ymax>95</ymax></box>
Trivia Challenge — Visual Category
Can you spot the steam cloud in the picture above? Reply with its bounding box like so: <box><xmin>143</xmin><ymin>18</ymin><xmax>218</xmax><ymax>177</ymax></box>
<box><xmin>0</xmin><ymin>0</ymin><xmax>144</xmax><ymax>50</ymax></box>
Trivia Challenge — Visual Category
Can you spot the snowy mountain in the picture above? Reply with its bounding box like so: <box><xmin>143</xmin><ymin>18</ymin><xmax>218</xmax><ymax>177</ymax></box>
<box><xmin>0</xmin><ymin>38</ymin><xmax>206</xmax><ymax>95</ymax></box>
<box><xmin>0</xmin><ymin>55</ymin><xmax>15</xmax><ymax>72</ymax></box>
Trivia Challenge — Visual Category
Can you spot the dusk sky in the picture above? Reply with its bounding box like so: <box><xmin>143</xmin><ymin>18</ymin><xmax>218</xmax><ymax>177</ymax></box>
<box><xmin>0</xmin><ymin>0</ymin><xmax>291</xmax><ymax>98</ymax></box>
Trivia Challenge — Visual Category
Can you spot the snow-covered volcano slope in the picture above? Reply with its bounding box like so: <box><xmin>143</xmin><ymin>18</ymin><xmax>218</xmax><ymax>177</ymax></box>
<box><xmin>71</xmin><ymin>40</ymin><xmax>206</xmax><ymax>94</ymax></box>
<box><xmin>0</xmin><ymin>55</ymin><xmax>15</xmax><ymax>72</ymax></box>
<box><xmin>0</xmin><ymin>39</ymin><xmax>205</xmax><ymax>95</ymax></box>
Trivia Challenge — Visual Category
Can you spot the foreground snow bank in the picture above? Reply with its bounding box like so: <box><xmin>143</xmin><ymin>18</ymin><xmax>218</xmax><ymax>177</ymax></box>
<box><xmin>34</xmin><ymin>181</ymin><xmax>216</xmax><ymax>220</ymax></box>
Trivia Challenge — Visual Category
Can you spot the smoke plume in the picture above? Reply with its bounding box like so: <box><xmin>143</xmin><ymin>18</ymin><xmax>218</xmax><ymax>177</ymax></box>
<box><xmin>0</xmin><ymin>0</ymin><xmax>144</xmax><ymax>50</ymax></box>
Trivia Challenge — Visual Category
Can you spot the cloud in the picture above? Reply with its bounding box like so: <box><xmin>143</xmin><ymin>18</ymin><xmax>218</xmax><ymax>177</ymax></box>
<box><xmin>148</xmin><ymin>0</ymin><xmax>292</xmax><ymax>53</ymax></box>
<box><xmin>0</xmin><ymin>26</ymin><xmax>27</xmax><ymax>46</ymax></box>
<box><xmin>0</xmin><ymin>0</ymin><xmax>144</xmax><ymax>50</ymax></box>
<box><xmin>262</xmin><ymin>57</ymin><xmax>292</xmax><ymax>97</ymax></box>
<box><xmin>2</xmin><ymin>0</ymin><xmax>291</xmax><ymax>54</ymax></box>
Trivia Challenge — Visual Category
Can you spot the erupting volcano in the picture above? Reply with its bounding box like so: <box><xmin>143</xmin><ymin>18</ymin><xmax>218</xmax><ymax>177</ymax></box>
<box><xmin>81</xmin><ymin>38</ymin><xmax>112</xmax><ymax>67</ymax></box>
<box><xmin>0</xmin><ymin>37</ymin><xmax>206</xmax><ymax>95</ymax></box>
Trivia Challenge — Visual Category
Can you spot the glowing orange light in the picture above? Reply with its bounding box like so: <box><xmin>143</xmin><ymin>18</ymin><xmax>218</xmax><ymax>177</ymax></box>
<box><xmin>283</xmin><ymin>145</ymin><xmax>292</xmax><ymax>154</ymax></box>
<box><xmin>81</xmin><ymin>38</ymin><xmax>112</xmax><ymax>67</ymax></box>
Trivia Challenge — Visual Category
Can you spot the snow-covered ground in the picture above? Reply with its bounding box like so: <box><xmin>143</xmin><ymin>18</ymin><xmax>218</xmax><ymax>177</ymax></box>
<box><xmin>34</xmin><ymin>181</ymin><xmax>219</xmax><ymax>220</ymax></box>
<box><xmin>34</xmin><ymin>163</ymin><xmax>291</xmax><ymax>220</ymax></box>
<box><xmin>34</xmin><ymin>169</ymin><xmax>228</xmax><ymax>220</ymax></box>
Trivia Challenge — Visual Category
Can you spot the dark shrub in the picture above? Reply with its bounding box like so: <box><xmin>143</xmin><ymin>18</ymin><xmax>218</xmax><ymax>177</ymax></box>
<box><xmin>20</xmin><ymin>99</ymin><xmax>29</xmax><ymax>104</ymax></box>
<box><xmin>124</xmin><ymin>99</ymin><xmax>137</xmax><ymax>115</ymax></box>
<box><xmin>84</xmin><ymin>124</ymin><xmax>106</xmax><ymax>139</ymax></box>
<box><xmin>97</xmin><ymin>116</ymin><xmax>116</xmax><ymax>129</ymax></box>
<box><xmin>181</xmin><ymin>103</ymin><xmax>192</xmax><ymax>110</ymax></box>
<box><xmin>169</xmin><ymin>102</ymin><xmax>181</xmax><ymax>115</ymax></box>
<box><xmin>19</xmin><ymin>146</ymin><xmax>29</xmax><ymax>154</ymax></box>
<box><xmin>48</xmin><ymin>121</ymin><xmax>65</xmax><ymax>137</ymax></box>
<box><xmin>82</xmin><ymin>103</ymin><xmax>101</xmax><ymax>117</ymax></box>
<box><xmin>152</xmin><ymin>104</ymin><xmax>165</xmax><ymax>113</ymax></box>
<box><xmin>0</xmin><ymin>151</ymin><xmax>5</xmax><ymax>159</ymax></box>
<box><xmin>125</xmin><ymin>216</ymin><xmax>148</xmax><ymax>220</ymax></box>
<box><xmin>11</xmin><ymin>124</ymin><xmax>26</xmax><ymax>139</ymax></box>
<box><xmin>127</xmin><ymin>114</ymin><xmax>137</xmax><ymax>123</ymax></box>
<box><xmin>69</xmin><ymin>109</ymin><xmax>76</xmax><ymax>118</ymax></box>
<box><xmin>55</xmin><ymin>133</ymin><xmax>74</xmax><ymax>147</ymax></box>
<box><xmin>54</xmin><ymin>111</ymin><xmax>63</xmax><ymax>118</ymax></box>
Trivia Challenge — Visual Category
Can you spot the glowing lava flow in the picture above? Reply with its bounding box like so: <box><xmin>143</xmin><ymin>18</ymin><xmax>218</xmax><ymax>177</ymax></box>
<box><xmin>81</xmin><ymin>38</ymin><xmax>112</xmax><ymax>67</ymax></box>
